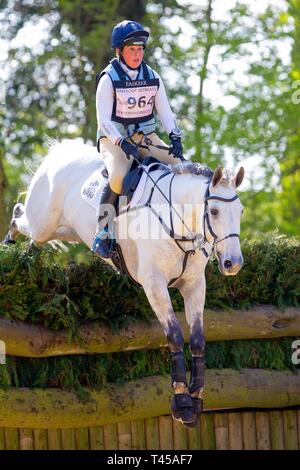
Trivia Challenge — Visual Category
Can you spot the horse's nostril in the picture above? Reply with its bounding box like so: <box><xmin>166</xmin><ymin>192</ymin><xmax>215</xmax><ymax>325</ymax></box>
<box><xmin>224</xmin><ymin>259</ymin><xmax>232</xmax><ymax>269</ymax></box>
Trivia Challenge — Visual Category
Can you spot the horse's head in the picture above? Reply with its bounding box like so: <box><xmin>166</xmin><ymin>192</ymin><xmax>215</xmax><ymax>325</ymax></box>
<box><xmin>205</xmin><ymin>166</ymin><xmax>244</xmax><ymax>276</ymax></box>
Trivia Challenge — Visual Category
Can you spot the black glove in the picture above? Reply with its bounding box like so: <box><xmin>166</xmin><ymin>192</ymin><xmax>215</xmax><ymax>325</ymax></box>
<box><xmin>119</xmin><ymin>139</ymin><xmax>139</xmax><ymax>161</ymax></box>
<box><xmin>169</xmin><ymin>132</ymin><xmax>183</xmax><ymax>159</ymax></box>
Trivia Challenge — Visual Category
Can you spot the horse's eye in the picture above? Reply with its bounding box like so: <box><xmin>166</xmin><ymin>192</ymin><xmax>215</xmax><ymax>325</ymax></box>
<box><xmin>210</xmin><ymin>208</ymin><xmax>218</xmax><ymax>216</ymax></box>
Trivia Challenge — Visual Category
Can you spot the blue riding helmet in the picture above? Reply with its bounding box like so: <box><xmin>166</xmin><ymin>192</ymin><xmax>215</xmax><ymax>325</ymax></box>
<box><xmin>111</xmin><ymin>20</ymin><xmax>149</xmax><ymax>49</ymax></box>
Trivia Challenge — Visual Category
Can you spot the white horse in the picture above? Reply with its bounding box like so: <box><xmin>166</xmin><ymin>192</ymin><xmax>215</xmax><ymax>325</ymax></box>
<box><xmin>4</xmin><ymin>140</ymin><xmax>244</xmax><ymax>427</ymax></box>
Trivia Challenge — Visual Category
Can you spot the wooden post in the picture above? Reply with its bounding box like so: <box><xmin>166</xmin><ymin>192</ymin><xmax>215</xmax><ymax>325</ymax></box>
<box><xmin>33</xmin><ymin>429</ymin><xmax>48</xmax><ymax>450</ymax></box>
<box><xmin>131</xmin><ymin>420</ymin><xmax>146</xmax><ymax>450</ymax></box>
<box><xmin>297</xmin><ymin>410</ymin><xmax>300</xmax><ymax>450</ymax></box>
<box><xmin>4</xmin><ymin>428</ymin><xmax>19</xmax><ymax>450</ymax></box>
<box><xmin>173</xmin><ymin>419</ymin><xmax>188</xmax><ymax>450</ymax></box>
<box><xmin>20</xmin><ymin>428</ymin><xmax>33</xmax><ymax>450</ymax></box>
<box><xmin>228</xmin><ymin>412</ymin><xmax>243</xmax><ymax>450</ymax></box>
<box><xmin>214</xmin><ymin>413</ymin><xmax>229</xmax><ymax>450</ymax></box>
<box><xmin>89</xmin><ymin>426</ymin><xmax>104</xmax><ymax>450</ymax></box>
<box><xmin>75</xmin><ymin>427</ymin><xmax>90</xmax><ymax>450</ymax></box>
<box><xmin>158</xmin><ymin>415</ymin><xmax>173</xmax><ymax>450</ymax></box>
<box><xmin>145</xmin><ymin>417</ymin><xmax>159</xmax><ymax>450</ymax></box>
<box><xmin>200</xmin><ymin>413</ymin><xmax>215</xmax><ymax>450</ymax></box>
<box><xmin>103</xmin><ymin>423</ymin><xmax>118</xmax><ymax>450</ymax></box>
<box><xmin>241</xmin><ymin>412</ymin><xmax>256</xmax><ymax>450</ymax></box>
<box><xmin>283</xmin><ymin>410</ymin><xmax>298</xmax><ymax>450</ymax></box>
<box><xmin>61</xmin><ymin>428</ymin><xmax>76</xmax><ymax>450</ymax></box>
<box><xmin>269</xmin><ymin>411</ymin><xmax>284</xmax><ymax>450</ymax></box>
<box><xmin>117</xmin><ymin>422</ymin><xmax>132</xmax><ymax>450</ymax></box>
<box><xmin>255</xmin><ymin>412</ymin><xmax>270</xmax><ymax>450</ymax></box>
<box><xmin>47</xmin><ymin>429</ymin><xmax>62</xmax><ymax>450</ymax></box>
<box><xmin>0</xmin><ymin>428</ymin><xmax>5</xmax><ymax>450</ymax></box>
<box><xmin>187</xmin><ymin>417</ymin><xmax>201</xmax><ymax>450</ymax></box>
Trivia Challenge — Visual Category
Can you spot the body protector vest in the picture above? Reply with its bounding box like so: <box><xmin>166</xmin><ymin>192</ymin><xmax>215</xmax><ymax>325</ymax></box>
<box><xmin>96</xmin><ymin>59</ymin><xmax>160</xmax><ymax>141</ymax></box>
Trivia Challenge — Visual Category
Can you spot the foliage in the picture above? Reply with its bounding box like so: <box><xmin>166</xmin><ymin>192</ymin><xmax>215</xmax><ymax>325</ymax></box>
<box><xmin>0</xmin><ymin>234</ymin><xmax>299</xmax><ymax>334</ymax></box>
<box><xmin>145</xmin><ymin>1</ymin><xmax>300</xmax><ymax>237</ymax></box>
<box><xmin>1</xmin><ymin>1</ymin><xmax>300</xmax><ymax>244</ymax></box>
<box><xmin>279</xmin><ymin>0</ymin><xmax>300</xmax><ymax>236</ymax></box>
<box><xmin>0</xmin><ymin>0</ymin><xmax>147</xmax><ymax>238</ymax></box>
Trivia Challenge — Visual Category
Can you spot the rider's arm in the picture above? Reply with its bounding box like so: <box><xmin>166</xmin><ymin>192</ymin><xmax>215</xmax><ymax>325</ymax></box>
<box><xmin>153</xmin><ymin>71</ymin><xmax>179</xmax><ymax>134</ymax></box>
<box><xmin>96</xmin><ymin>74</ymin><xmax>123</xmax><ymax>145</ymax></box>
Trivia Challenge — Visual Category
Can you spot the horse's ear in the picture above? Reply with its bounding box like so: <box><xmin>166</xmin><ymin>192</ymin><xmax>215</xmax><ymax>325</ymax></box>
<box><xmin>234</xmin><ymin>166</ymin><xmax>245</xmax><ymax>188</ymax></box>
<box><xmin>212</xmin><ymin>166</ymin><xmax>223</xmax><ymax>187</ymax></box>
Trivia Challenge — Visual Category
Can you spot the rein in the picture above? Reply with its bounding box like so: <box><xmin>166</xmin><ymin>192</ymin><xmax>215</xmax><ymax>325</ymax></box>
<box><xmin>123</xmin><ymin>168</ymin><xmax>240</xmax><ymax>286</ymax></box>
<box><xmin>129</xmin><ymin>134</ymin><xmax>172</xmax><ymax>153</ymax></box>
<box><xmin>119</xmin><ymin>143</ymin><xmax>240</xmax><ymax>286</ymax></box>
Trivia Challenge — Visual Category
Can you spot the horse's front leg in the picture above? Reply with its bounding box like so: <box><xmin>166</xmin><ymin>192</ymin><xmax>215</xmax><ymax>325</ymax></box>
<box><xmin>140</xmin><ymin>271</ymin><xmax>195</xmax><ymax>426</ymax></box>
<box><xmin>179</xmin><ymin>273</ymin><xmax>206</xmax><ymax>425</ymax></box>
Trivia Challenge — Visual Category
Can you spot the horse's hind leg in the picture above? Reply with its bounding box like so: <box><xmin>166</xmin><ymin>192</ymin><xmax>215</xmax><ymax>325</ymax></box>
<box><xmin>3</xmin><ymin>203</ymin><xmax>26</xmax><ymax>244</ymax></box>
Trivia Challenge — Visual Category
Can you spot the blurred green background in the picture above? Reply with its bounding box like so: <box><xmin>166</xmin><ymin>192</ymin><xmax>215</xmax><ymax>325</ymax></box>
<box><xmin>1</xmin><ymin>0</ymin><xmax>300</xmax><ymax>243</ymax></box>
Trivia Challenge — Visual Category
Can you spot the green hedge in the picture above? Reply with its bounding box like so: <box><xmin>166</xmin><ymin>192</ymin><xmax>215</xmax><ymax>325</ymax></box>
<box><xmin>0</xmin><ymin>338</ymin><xmax>297</xmax><ymax>398</ymax></box>
<box><xmin>0</xmin><ymin>233</ymin><xmax>299</xmax><ymax>334</ymax></box>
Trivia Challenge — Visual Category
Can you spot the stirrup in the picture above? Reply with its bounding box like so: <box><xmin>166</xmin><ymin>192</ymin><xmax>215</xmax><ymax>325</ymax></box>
<box><xmin>92</xmin><ymin>228</ymin><xmax>114</xmax><ymax>258</ymax></box>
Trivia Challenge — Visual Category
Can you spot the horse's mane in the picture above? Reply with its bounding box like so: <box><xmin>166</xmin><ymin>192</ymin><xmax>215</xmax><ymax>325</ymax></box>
<box><xmin>171</xmin><ymin>161</ymin><xmax>213</xmax><ymax>179</ymax></box>
<box><xmin>170</xmin><ymin>161</ymin><xmax>235</xmax><ymax>186</ymax></box>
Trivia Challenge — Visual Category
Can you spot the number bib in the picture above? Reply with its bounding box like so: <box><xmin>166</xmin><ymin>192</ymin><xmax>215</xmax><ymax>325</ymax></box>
<box><xmin>113</xmin><ymin>78</ymin><xmax>159</xmax><ymax>124</ymax></box>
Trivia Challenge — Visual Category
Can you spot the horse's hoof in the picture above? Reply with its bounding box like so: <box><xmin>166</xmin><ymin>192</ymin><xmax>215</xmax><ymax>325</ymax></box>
<box><xmin>171</xmin><ymin>393</ymin><xmax>195</xmax><ymax>425</ymax></box>
<box><xmin>182</xmin><ymin>413</ymin><xmax>198</xmax><ymax>428</ymax></box>
<box><xmin>178</xmin><ymin>397</ymin><xmax>203</xmax><ymax>428</ymax></box>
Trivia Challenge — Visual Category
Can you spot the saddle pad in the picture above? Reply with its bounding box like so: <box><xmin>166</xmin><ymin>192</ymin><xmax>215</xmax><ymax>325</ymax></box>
<box><xmin>81</xmin><ymin>168</ymin><xmax>106</xmax><ymax>210</ymax></box>
<box><xmin>81</xmin><ymin>162</ymin><xmax>161</xmax><ymax>210</ymax></box>
<box><xmin>128</xmin><ymin>167</ymin><xmax>150</xmax><ymax>208</ymax></box>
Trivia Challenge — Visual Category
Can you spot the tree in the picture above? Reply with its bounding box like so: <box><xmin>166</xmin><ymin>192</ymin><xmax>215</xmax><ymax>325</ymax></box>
<box><xmin>1</xmin><ymin>0</ymin><xmax>300</xmax><ymax>239</ymax></box>
<box><xmin>279</xmin><ymin>0</ymin><xmax>300</xmax><ymax>235</ymax></box>
<box><xmin>57</xmin><ymin>0</ymin><xmax>147</xmax><ymax>141</ymax></box>
<box><xmin>145</xmin><ymin>0</ymin><xmax>300</xmax><ymax>238</ymax></box>
<box><xmin>0</xmin><ymin>0</ymin><xmax>147</xmax><ymax>233</ymax></box>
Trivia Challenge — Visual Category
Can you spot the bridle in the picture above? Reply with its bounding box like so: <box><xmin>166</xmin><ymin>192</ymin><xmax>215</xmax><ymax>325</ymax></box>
<box><xmin>203</xmin><ymin>184</ymin><xmax>240</xmax><ymax>257</ymax></box>
<box><xmin>124</xmin><ymin>169</ymin><xmax>241</xmax><ymax>286</ymax></box>
<box><xmin>164</xmin><ymin>173</ymin><xmax>241</xmax><ymax>256</ymax></box>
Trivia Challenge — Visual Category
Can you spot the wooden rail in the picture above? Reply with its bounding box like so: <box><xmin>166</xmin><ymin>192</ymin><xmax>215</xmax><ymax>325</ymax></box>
<box><xmin>0</xmin><ymin>369</ymin><xmax>299</xmax><ymax>429</ymax></box>
<box><xmin>1</xmin><ymin>305</ymin><xmax>299</xmax><ymax>357</ymax></box>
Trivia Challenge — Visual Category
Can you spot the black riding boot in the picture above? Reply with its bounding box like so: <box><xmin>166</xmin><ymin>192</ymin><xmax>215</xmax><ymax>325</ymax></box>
<box><xmin>92</xmin><ymin>183</ymin><xmax>119</xmax><ymax>258</ymax></box>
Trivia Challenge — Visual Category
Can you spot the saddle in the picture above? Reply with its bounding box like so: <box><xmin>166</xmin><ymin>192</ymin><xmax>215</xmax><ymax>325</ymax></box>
<box><xmin>104</xmin><ymin>156</ymin><xmax>169</xmax><ymax>286</ymax></box>
<box><xmin>102</xmin><ymin>156</ymin><xmax>166</xmax><ymax>204</ymax></box>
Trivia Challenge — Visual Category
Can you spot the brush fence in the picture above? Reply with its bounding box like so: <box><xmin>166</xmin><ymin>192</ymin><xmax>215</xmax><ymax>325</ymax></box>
<box><xmin>0</xmin><ymin>305</ymin><xmax>299</xmax><ymax>450</ymax></box>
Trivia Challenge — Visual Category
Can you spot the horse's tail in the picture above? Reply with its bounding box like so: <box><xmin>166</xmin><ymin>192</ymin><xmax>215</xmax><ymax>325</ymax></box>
<box><xmin>17</xmin><ymin>191</ymin><xmax>27</xmax><ymax>203</ymax></box>
<box><xmin>47</xmin><ymin>240</ymin><xmax>70</xmax><ymax>252</ymax></box>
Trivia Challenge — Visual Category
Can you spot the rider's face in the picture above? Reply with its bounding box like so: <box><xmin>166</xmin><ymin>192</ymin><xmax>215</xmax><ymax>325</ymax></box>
<box><xmin>119</xmin><ymin>45</ymin><xmax>144</xmax><ymax>69</ymax></box>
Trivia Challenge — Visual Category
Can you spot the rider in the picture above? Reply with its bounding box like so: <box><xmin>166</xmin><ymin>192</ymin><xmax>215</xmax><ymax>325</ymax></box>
<box><xmin>93</xmin><ymin>20</ymin><xmax>184</xmax><ymax>258</ymax></box>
